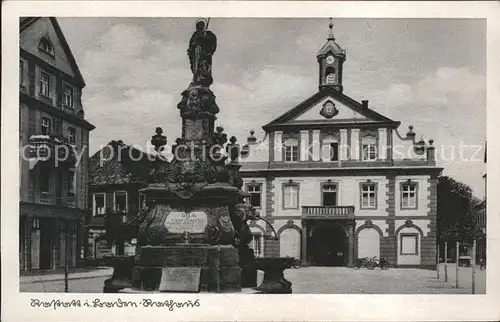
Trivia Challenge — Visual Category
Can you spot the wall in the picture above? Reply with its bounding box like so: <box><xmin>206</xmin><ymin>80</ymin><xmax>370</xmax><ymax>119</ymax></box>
<box><xmin>272</xmin><ymin>175</ymin><xmax>389</xmax><ymax>217</ymax></box>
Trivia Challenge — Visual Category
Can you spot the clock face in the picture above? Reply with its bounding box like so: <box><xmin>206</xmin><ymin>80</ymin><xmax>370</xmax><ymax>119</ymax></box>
<box><xmin>326</xmin><ymin>55</ymin><xmax>335</xmax><ymax>65</ymax></box>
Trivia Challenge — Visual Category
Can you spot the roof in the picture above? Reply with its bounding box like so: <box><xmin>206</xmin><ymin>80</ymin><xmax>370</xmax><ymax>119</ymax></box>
<box><xmin>263</xmin><ymin>87</ymin><xmax>399</xmax><ymax>131</ymax></box>
<box><xmin>89</xmin><ymin>141</ymin><xmax>157</xmax><ymax>186</ymax></box>
<box><xmin>317</xmin><ymin>37</ymin><xmax>345</xmax><ymax>57</ymax></box>
<box><xmin>20</xmin><ymin>17</ymin><xmax>86</xmax><ymax>87</ymax></box>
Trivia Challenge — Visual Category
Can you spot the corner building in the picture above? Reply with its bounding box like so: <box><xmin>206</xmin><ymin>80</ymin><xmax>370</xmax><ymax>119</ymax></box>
<box><xmin>19</xmin><ymin>18</ymin><xmax>95</xmax><ymax>271</ymax></box>
<box><xmin>240</xmin><ymin>23</ymin><xmax>442</xmax><ymax>268</ymax></box>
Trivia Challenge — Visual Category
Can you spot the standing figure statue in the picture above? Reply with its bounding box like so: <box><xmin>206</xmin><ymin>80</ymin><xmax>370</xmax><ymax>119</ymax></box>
<box><xmin>188</xmin><ymin>18</ymin><xmax>217</xmax><ymax>86</ymax></box>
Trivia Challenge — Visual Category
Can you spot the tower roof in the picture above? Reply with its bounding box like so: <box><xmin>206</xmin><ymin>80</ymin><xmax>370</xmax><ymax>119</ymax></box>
<box><xmin>317</xmin><ymin>18</ymin><xmax>346</xmax><ymax>57</ymax></box>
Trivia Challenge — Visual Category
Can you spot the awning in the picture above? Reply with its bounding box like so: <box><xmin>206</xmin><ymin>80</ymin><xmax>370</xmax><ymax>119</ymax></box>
<box><xmin>20</xmin><ymin>202</ymin><xmax>87</xmax><ymax>220</ymax></box>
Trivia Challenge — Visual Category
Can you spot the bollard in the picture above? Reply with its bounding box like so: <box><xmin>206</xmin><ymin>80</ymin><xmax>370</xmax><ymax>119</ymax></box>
<box><xmin>444</xmin><ymin>241</ymin><xmax>448</xmax><ymax>282</ymax></box>
<box><xmin>472</xmin><ymin>239</ymin><xmax>476</xmax><ymax>294</ymax></box>
<box><xmin>455</xmin><ymin>241</ymin><xmax>459</xmax><ymax>288</ymax></box>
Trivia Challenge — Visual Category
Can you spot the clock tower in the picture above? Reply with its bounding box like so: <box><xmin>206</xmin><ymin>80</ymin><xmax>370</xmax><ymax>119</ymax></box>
<box><xmin>317</xmin><ymin>18</ymin><xmax>346</xmax><ymax>92</ymax></box>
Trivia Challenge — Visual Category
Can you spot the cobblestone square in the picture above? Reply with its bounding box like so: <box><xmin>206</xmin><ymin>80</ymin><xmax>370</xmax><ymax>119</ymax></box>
<box><xmin>20</xmin><ymin>265</ymin><xmax>485</xmax><ymax>294</ymax></box>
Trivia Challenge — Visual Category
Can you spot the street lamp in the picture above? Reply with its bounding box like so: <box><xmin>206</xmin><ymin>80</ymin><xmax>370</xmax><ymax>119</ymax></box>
<box><xmin>61</xmin><ymin>219</ymin><xmax>77</xmax><ymax>293</ymax></box>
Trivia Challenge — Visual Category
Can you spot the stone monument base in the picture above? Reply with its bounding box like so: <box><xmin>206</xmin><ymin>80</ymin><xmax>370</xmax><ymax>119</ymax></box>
<box><xmin>131</xmin><ymin>244</ymin><xmax>241</xmax><ymax>293</ymax></box>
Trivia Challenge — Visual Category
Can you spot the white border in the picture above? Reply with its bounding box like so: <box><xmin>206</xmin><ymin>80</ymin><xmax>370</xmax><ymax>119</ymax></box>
<box><xmin>2</xmin><ymin>1</ymin><xmax>500</xmax><ymax>321</ymax></box>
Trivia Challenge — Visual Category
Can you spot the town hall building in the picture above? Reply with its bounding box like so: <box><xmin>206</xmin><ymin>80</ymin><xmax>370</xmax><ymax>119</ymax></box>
<box><xmin>240</xmin><ymin>21</ymin><xmax>442</xmax><ymax>268</ymax></box>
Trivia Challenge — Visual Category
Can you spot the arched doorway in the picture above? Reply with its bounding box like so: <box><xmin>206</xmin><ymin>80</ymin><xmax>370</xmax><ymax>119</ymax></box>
<box><xmin>309</xmin><ymin>225</ymin><xmax>348</xmax><ymax>266</ymax></box>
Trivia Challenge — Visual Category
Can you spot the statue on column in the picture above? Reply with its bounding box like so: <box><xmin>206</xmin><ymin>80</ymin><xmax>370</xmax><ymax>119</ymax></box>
<box><xmin>188</xmin><ymin>18</ymin><xmax>217</xmax><ymax>87</ymax></box>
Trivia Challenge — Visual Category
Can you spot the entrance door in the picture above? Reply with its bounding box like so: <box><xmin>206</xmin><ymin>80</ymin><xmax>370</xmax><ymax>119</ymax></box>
<box><xmin>309</xmin><ymin>225</ymin><xmax>348</xmax><ymax>266</ymax></box>
<box><xmin>39</xmin><ymin>219</ymin><xmax>54</xmax><ymax>269</ymax></box>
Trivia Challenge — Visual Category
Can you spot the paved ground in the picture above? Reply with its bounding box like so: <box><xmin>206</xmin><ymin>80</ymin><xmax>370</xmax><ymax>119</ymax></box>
<box><xmin>20</xmin><ymin>265</ymin><xmax>486</xmax><ymax>294</ymax></box>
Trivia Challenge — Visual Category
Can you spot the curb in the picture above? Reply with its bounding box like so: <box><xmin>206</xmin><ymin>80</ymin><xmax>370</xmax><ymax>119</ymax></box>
<box><xmin>20</xmin><ymin>269</ymin><xmax>113</xmax><ymax>284</ymax></box>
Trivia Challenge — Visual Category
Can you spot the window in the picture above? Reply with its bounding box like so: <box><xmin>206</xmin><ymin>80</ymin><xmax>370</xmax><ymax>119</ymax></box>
<box><xmin>283</xmin><ymin>184</ymin><xmax>299</xmax><ymax>209</ymax></box>
<box><xmin>68</xmin><ymin>127</ymin><xmax>76</xmax><ymax>145</ymax></box>
<box><xmin>401</xmin><ymin>182</ymin><xmax>418</xmax><ymax>209</ymax></box>
<box><xmin>247</xmin><ymin>184</ymin><xmax>261</xmax><ymax>208</ymax></box>
<box><xmin>322</xmin><ymin>183</ymin><xmax>337</xmax><ymax>206</ymax></box>
<box><xmin>363</xmin><ymin>144</ymin><xmax>377</xmax><ymax>161</ymax></box>
<box><xmin>41</xmin><ymin>117</ymin><xmax>51</xmax><ymax>135</ymax></box>
<box><xmin>362</xmin><ymin>134</ymin><xmax>378</xmax><ymax>161</ymax></box>
<box><xmin>67</xmin><ymin>171</ymin><xmax>75</xmax><ymax>196</ymax></box>
<box><xmin>20</xmin><ymin>60</ymin><xmax>24</xmax><ymax>85</ymax></box>
<box><xmin>322</xmin><ymin>135</ymin><xmax>339</xmax><ymax>161</ymax></box>
<box><xmin>139</xmin><ymin>192</ymin><xmax>146</xmax><ymax>210</ymax></box>
<box><xmin>39</xmin><ymin>166</ymin><xmax>51</xmax><ymax>193</ymax></box>
<box><xmin>250</xmin><ymin>233</ymin><xmax>262</xmax><ymax>257</ymax></box>
<box><xmin>400</xmin><ymin>234</ymin><xmax>418</xmax><ymax>255</ymax></box>
<box><xmin>326</xmin><ymin>73</ymin><xmax>335</xmax><ymax>84</ymax></box>
<box><xmin>360</xmin><ymin>182</ymin><xmax>377</xmax><ymax>209</ymax></box>
<box><xmin>40</xmin><ymin>71</ymin><xmax>51</xmax><ymax>97</ymax></box>
<box><xmin>93</xmin><ymin>193</ymin><xmax>106</xmax><ymax>216</ymax></box>
<box><xmin>63</xmin><ymin>84</ymin><xmax>74</xmax><ymax>108</ymax></box>
<box><xmin>284</xmin><ymin>138</ymin><xmax>299</xmax><ymax>162</ymax></box>
<box><xmin>38</xmin><ymin>37</ymin><xmax>54</xmax><ymax>56</ymax></box>
<box><xmin>114</xmin><ymin>191</ymin><xmax>128</xmax><ymax>213</ymax></box>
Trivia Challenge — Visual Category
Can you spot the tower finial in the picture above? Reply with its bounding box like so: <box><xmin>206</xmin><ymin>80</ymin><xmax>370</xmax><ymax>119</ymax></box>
<box><xmin>328</xmin><ymin>17</ymin><xmax>335</xmax><ymax>40</ymax></box>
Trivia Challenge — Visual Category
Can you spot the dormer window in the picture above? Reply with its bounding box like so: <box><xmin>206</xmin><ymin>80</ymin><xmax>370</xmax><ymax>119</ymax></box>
<box><xmin>38</xmin><ymin>37</ymin><xmax>54</xmax><ymax>56</ymax></box>
<box><xmin>284</xmin><ymin>137</ymin><xmax>299</xmax><ymax>162</ymax></box>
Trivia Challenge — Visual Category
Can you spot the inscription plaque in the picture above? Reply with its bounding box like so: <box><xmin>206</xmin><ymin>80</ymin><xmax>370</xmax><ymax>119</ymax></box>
<box><xmin>159</xmin><ymin>267</ymin><xmax>201</xmax><ymax>292</ymax></box>
<box><xmin>165</xmin><ymin>211</ymin><xmax>208</xmax><ymax>233</ymax></box>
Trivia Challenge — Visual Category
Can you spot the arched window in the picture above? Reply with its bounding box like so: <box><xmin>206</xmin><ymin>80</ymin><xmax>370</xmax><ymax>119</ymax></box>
<box><xmin>322</xmin><ymin>134</ymin><xmax>339</xmax><ymax>161</ymax></box>
<box><xmin>284</xmin><ymin>137</ymin><xmax>299</xmax><ymax>162</ymax></box>
<box><xmin>362</xmin><ymin>133</ymin><xmax>378</xmax><ymax>161</ymax></box>
<box><xmin>38</xmin><ymin>37</ymin><xmax>54</xmax><ymax>56</ymax></box>
<box><xmin>326</xmin><ymin>73</ymin><xmax>336</xmax><ymax>84</ymax></box>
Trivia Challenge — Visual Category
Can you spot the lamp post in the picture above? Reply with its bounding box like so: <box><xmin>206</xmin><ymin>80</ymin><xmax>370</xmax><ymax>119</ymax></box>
<box><xmin>62</xmin><ymin>220</ymin><xmax>76</xmax><ymax>293</ymax></box>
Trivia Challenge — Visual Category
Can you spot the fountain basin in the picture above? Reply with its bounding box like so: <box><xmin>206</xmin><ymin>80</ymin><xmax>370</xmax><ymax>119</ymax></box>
<box><xmin>103</xmin><ymin>255</ymin><xmax>135</xmax><ymax>293</ymax></box>
<box><xmin>254</xmin><ymin>257</ymin><xmax>294</xmax><ymax>294</ymax></box>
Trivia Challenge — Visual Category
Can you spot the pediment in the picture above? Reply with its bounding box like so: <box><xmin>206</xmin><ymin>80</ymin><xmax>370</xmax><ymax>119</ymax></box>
<box><xmin>264</xmin><ymin>88</ymin><xmax>396</xmax><ymax>129</ymax></box>
<box><xmin>20</xmin><ymin>18</ymin><xmax>84</xmax><ymax>85</ymax></box>
<box><xmin>294</xmin><ymin>96</ymin><xmax>370</xmax><ymax>122</ymax></box>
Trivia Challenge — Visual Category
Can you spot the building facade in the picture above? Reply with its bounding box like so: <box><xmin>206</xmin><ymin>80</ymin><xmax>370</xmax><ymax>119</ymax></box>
<box><xmin>87</xmin><ymin>141</ymin><xmax>153</xmax><ymax>262</ymax></box>
<box><xmin>240</xmin><ymin>23</ymin><xmax>442</xmax><ymax>268</ymax></box>
<box><xmin>19</xmin><ymin>18</ymin><xmax>95</xmax><ymax>271</ymax></box>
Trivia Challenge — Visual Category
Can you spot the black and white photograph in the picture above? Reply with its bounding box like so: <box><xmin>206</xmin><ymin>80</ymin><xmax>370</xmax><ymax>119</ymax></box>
<box><xmin>2</xmin><ymin>1</ymin><xmax>500</xmax><ymax>321</ymax></box>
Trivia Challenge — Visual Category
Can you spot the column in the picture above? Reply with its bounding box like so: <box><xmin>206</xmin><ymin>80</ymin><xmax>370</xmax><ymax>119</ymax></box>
<box><xmin>347</xmin><ymin>224</ymin><xmax>354</xmax><ymax>267</ymax></box>
<box><xmin>378</xmin><ymin>128</ymin><xmax>387</xmax><ymax>160</ymax></box>
<box><xmin>351</xmin><ymin>129</ymin><xmax>360</xmax><ymax>160</ymax></box>
<box><xmin>274</xmin><ymin>131</ymin><xmax>283</xmax><ymax>162</ymax></box>
<box><xmin>312</xmin><ymin>130</ymin><xmax>320</xmax><ymax>161</ymax></box>
<box><xmin>300</xmin><ymin>130</ymin><xmax>309</xmax><ymax>161</ymax></box>
<box><xmin>301</xmin><ymin>221</ymin><xmax>308</xmax><ymax>264</ymax></box>
<box><xmin>340</xmin><ymin>129</ymin><xmax>348</xmax><ymax>161</ymax></box>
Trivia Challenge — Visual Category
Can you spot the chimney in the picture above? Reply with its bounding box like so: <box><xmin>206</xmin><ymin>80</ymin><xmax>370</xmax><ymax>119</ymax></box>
<box><xmin>361</xmin><ymin>100</ymin><xmax>369</xmax><ymax>108</ymax></box>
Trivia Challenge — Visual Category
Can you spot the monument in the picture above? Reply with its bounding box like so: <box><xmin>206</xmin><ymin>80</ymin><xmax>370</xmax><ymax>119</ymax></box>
<box><xmin>103</xmin><ymin>18</ymin><xmax>259</xmax><ymax>293</ymax></box>
<box><xmin>103</xmin><ymin>19</ymin><xmax>295</xmax><ymax>294</ymax></box>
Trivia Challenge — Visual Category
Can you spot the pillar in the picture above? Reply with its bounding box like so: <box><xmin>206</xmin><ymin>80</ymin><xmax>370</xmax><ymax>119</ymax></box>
<box><xmin>351</xmin><ymin>129</ymin><xmax>360</xmax><ymax>160</ymax></box>
<box><xmin>378</xmin><ymin>128</ymin><xmax>387</xmax><ymax>160</ymax></box>
<box><xmin>312</xmin><ymin>130</ymin><xmax>320</xmax><ymax>161</ymax></box>
<box><xmin>300</xmin><ymin>130</ymin><xmax>309</xmax><ymax>161</ymax></box>
<box><xmin>274</xmin><ymin>131</ymin><xmax>283</xmax><ymax>162</ymax></box>
<box><xmin>301</xmin><ymin>221</ymin><xmax>308</xmax><ymax>264</ymax></box>
<box><xmin>340</xmin><ymin>129</ymin><xmax>348</xmax><ymax>161</ymax></box>
<box><xmin>347</xmin><ymin>224</ymin><xmax>354</xmax><ymax>267</ymax></box>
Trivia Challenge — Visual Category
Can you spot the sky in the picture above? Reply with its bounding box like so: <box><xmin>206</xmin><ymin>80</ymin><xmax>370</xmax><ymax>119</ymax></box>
<box><xmin>57</xmin><ymin>18</ymin><xmax>486</xmax><ymax>197</ymax></box>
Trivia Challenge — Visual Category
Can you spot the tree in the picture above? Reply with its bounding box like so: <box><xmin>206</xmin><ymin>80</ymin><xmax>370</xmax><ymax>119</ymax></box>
<box><xmin>437</xmin><ymin>175</ymin><xmax>475</xmax><ymax>243</ymax></box>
